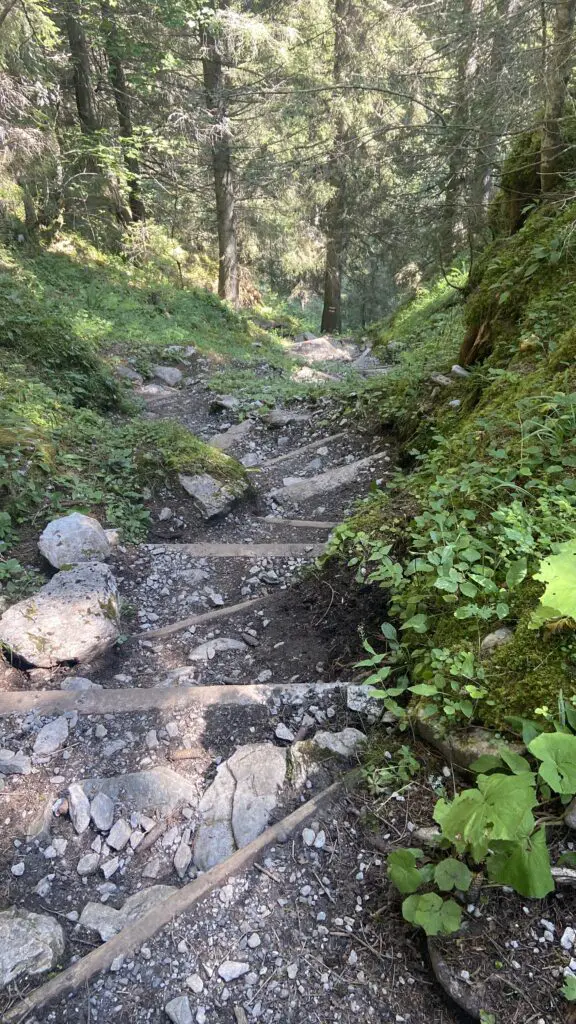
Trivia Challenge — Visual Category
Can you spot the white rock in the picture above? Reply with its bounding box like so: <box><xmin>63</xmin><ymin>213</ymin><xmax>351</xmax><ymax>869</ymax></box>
<box><xmin>314</xmin><ymin>830</ymin><xmax>326</xmax><ymax>850</ymax></box>
<box><xmin>247</xmin><ymin>933</ymin><xmax>261</xmax><ymax>948</ymax></box>
<box><xmin>77</xmin><ymin>853</ymin><xmax>99</xmax><ymax>876</ymax></box>
<box><xmin>186</xmin><ymin>973</ymin><xmax>204</xmax><ymax>994</ymax></box>
<box><xmin>302</xmin><ymin>828</ymin><xmax>316</xmax><ymax>847</ymax></box>
<box><xmin>79</xmin><ymin>885</ymin><xmax>176</xmax><ymax>942</ymax></box>
<box><xmin>174</xmin><ymin>842</ymin><xmax>192</xmax><ymax>879</ymax></box>
<box><xmin>0</xmin><ymin>562</ymin><xmax>119</xmax><ymax>667</ymax></box>
<box><xmin>60</xmin><ymin>676</ymin><xmax>103</xmax><ymax>692</ymax></box>
<box><xmin>107</xmin><ymin>818</ymin><xmax>131</xmax><ymax>851</ymax></box>
<box><xmin>194</xmin><ymin>743</ymin><xmax>286</xmax><ymax>871</ymax></box>
<box><xmin>480</xmin><ymin>627</ymin><xmax>513</xmax><ymax>658</ymax></box>
<box><xmin>38</xmin><ymin>512</ymin><xmax>111</xmax><ymax>569</ymax></box>
<box><xmin>0</xmin><ymin>748</ymin><xmax>31</xmax><ymax>776</ymax></box>
<box><xmin>0</xmin><ymin>907</ymin><xmax>65</xmax><ymax>988</ymax></box>
<box><xmin>68</xmin><ymin>784</ymin><xmax>91</xmax><ymax>834</ymax></box>
<box><xmin>313</xmin><ymin>727</ymin><xmax>366</xmax><ymax>758</ymax></box>
<box><xmin>218</xmin><ymin>961</ymin><xmax>249</xmax><ymax>982</ymax></box>
<box><xmin>562</xmin><ymin>927</ymin><xmax>576</xmax><ymax>950</ymax></box>
<box><xmin>101</xmin><ymin>857</ymin><xmax>120</xmax><ymax>880</ymax></box>
<box><xmin>11</xmin><ymin>862</ymin><xmax>25</xmax><ymax>876</ymax></box>
<box><xmin>275</xmin><ymin>723</ymin><xmax>295</xmax><ymax>743</ymax></box>
<box><xmin>196</xmin><ymin>1010</ymin><xmax>207</xmax><ymax>1024</ymax></box>
<box><xmin>153</xmin><ymin>365</ymin><xmax>182</xmax><ymax>387</ymax></box>
<box><xmin>178</xmin><ymin>473</ymin><xmax>247</xmax><ymax>520</ymax></box>
<box><xmin>165</xmin><ymin>995</ymin><xmax>193</xmax><ymax>1024</ymax></box>
<box><xmin>91</xmin><ymin>792</ymin><xmax>115</xmax><ymax>832</ymax></box>
<box><xmin>34</xmin><ymin>716</ymin><xmax>69</xmax><ymax>756</ymax></box>
<box><xmin>287</xmin><ymin>962</ymin><xmax>299</xmax><ymax>979</ymax></box>
<box><xmin>146</xmin><ymin>729</ymin><xmax>159</xmax><ymax>750</ymax></box>
<box><xmin>189</xmin><ymin>637</ymin><xmax>246</xmax><ymax>662</ymax></box>
<box><xmin>143</xmin><ymin>857</ymin><xmax>160</xmax><ymax>879</ymax></box>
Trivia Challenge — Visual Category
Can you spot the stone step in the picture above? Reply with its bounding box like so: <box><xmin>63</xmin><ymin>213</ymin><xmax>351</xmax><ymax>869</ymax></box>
<box><xmin>0</xmin><ymin>681</ymin><xmax>353</xmax><ymax>718</ymax></box>
<box><xmin>3</xmin><ymin>777</ymin><xmax>352</xmax><ymax>1024</ymax></box>
<box><xmin>146</xmin><ymin>541</ymin><xmax>324</xmax><ymax>558</ymax></box>
<box><xmin>259</xmin><ymin>430</ymin><xmax>347</xmax><ymax>468</ymax></box>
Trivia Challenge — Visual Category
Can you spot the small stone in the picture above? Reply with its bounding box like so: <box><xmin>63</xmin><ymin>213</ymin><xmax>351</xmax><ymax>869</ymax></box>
<box><xmin>107</xmin><ymin>818</ymin><xmax>131</xmax><ymax>851</ymax></box>
<box><xmin>302</xmin><ymin>828</ymin><xmax>315</xmax><ymax>847</ymax></box>
<box><xmin>34</xmin><ymin>717</ymin><xmax>69</xmax><ymax>756</ymax></box>
<box><xmin>257</xmin><ymin>670</ymin><xmax>272</xmax><ymax>683</ymax></box>
<box><xmin>61</xmin><ymin>676</ymin><xmax>103</xmax><ymax>692</ymax></box>
<box><xmin>562</xmin><ymin>927</ymin><xmax>576</xmax><ymax>950</ymax></box>
<box><xmin>77</xmin><ymin>853</ymin><xmax>99</xmax><ymax>876</ymax></box>
<box><xmin>186</xmin><ymin>973</ymin><xmax>204</xmax><ymax>994</ymax></box>
<box><xmin>53</xmin><ymin>837</ymin><xmax>67</xmax><ymax>856</ymax></box>
<box><xmin>348</xmin><ymin>949</ymin><xmax>358</xmax><ymax>966</ymax></box>
<box><xmin>101</xmin><ymin>857</ymin><xmax>120</xmax><ymax>879</ymax></box>
<box><xmin>11</xmin><ymin>862</ymin><xmax>25</xmax><ymax>876</ymax></box>
<box><xmin>218</xmin><ymin>961</ymin><xmax>250</xmax><ymax>982</ymax></box>
<box><xmin>313</xmin><ymin>727</ymin><xmax>366</xmax><ymax>758</ymax></box>
<box><xmin>153</xmin><ymin>365</ymin><xmax>182</xmax><ymax>387</ymax></box>
<box><xmin>248</xmin><ymin>933</ymin><xmax>261</xmax><ymax>949</ymax></box>
<box><xmin>275</xmin><ymin>723</ymin><xmax>295</xmax><ymax>743</ymax></box>
<box><xmin>159</xmin><ymin>507</ymin><xmax>173</xmax><ymax>522</ymax></box>
<box><xmin>287</xmin><ymin>962</ymin><xmax>298</xmax><ymax>979</ymax></box>
<box><xmin>174</xmin><ymin>842</ymin><xmax>192</xmax><ymax>879</ymax></box>
<box><xmin>110</xmin><ymin>955</ymin><xmax>124</xmax><ymax>972</ymax></box>
<box><xmin>165</xmin><ymin>995</ymin><xmax>193</xmax><ymax>1024</ymax></box>
<box><xmin>91</xmin><ymin>792</ymin><xmax>115</xmax><ymax>832</ymax></box>
<box><xmin>480</xmin><ymin>627</ymin><xmax>513</xmax><ymax>658</ymax></box>
<box><xmin>143</xmin><ymin>857</ymin><xmax>160</xmax><ymax>879</ymax></box>
<box><xmin>94</xmin><ymin>724</ymin><xmax>107</xmax><ymax>739</ymax></box>
<box><xmin>196</xmin><ymin>1010</ymin><xmax>207</xmax><ymax>1024</ymax></box>
<box><xmin>68</xmin><ymin>784</ymin><xmax>91</xmax><ymax>834</ymax></box>
<box><xmin>0</xmin><ymin>748</ymin><xmax>31</xmax><ymax>776</ymax></box>
<box><xmin>146</xmin><ymin>729</ymin><xmax>159</xmax><ymax>750</ymax></box>
<box><xmin>314</xmin><ymin>830</ymin><xmax>326</xmax><ymax>850</ymax></box>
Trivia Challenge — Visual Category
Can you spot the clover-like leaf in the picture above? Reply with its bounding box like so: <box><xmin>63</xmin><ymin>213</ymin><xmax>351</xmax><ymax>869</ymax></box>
<box><xmin>528</xmin><ymin>732</ymin><xmax>576</xmax><ymax>794</ymax></box>
<box><xmin>434</xmin><ymin>857</ymin><xmax>473</xmax><ymax>893</ymax></box>
<box><xmin>387</xmin><ymin>849</ymin><xmax>425</xmax><ymax>895</ymax></box>
<box><xmin>561</xmin><ymin>975</ymin><xmax>576</xmax><ymax>1001</ymax></box>
<box><xmin>402</xmin><ymin>892</ymin><xmax>462</xmax><ymax>936</ymax></box>
<box><xmin>434</xmin><ymin>772</ymin><xmax>537</xmax><ymax>862</ymax></box>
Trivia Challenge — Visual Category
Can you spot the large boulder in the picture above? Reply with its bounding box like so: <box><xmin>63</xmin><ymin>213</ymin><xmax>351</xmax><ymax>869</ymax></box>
<box><xmin>179</xmin><ymin>473</ymin><xmax>248</xmax><ymax>520</ymax></box>
<box><xmin>38</xmin><ymin>512</ymin><xmax>111</xmax><ymax>569</ymax></box>
<box><xmin>153</xmin><ymin>365</ymin><xmax>182</xmax><ymax>387</ymax></box>
<box><xmin>194</xmin><ymin>743</ymin><xmax>286</xmax><ymax>871</ymax></box>
<box><xmin>0</xmin><ymin>907</ymin><xmax>65</xmax><ymax>988</ymax></box>
<box><xmin>81</xmin><ymin>767</ymin><xmax>199</xmax><ymax>815</ymax></box>
<box><xmin>0</xmin><ymin>562</ymin><xmax>119</xmax><ymax>667</ymax></box>
<box><xmin>78</xmin><ymin>886</ymin><xmax>176</xmax><ymax>942</ymax></box>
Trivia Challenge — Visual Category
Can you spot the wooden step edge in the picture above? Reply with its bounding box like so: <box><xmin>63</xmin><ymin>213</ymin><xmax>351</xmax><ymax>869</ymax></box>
<box><xmin>135</xmin><ymin>594</ymin><xmax>275</xmax><ymax>640</ymax></box>
<box><xmin>254</xmin><ymin>517</ymin><xmax>339</xmax><ymax>529</ymax></box>
<box><xmin>3</xmin><ymin>774</ymin><xmax>358</xmax><ymax>1024</ymax></box>
<box><xmin>0</xmin><ymin>680</ymin><xmax>352</xmax><ymax>718</ymax></box>
<box><xmin>147</xmin><ymin>542</ymin><xmax>325</xmax><ymax>558</ymax></box>
<box><xmin>259</xmin><ymin>430</ymin><xmax>348</xmax><ymax>468</ymax></box>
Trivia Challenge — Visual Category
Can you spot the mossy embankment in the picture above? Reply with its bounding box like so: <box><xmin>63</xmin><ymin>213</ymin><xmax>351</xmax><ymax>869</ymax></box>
<box><xmin>330</xmin><ymin>168</ymin><xmax>576</xmax><ymax>730</ymax></box>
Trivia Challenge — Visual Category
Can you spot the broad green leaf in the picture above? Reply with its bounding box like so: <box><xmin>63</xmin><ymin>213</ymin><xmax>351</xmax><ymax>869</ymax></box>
<box><xmin>500</xmin><ymin>749</ymin><xmax>532</xmax><ymax>774</ymax></box>
<box><xmin>460</xmin><ymin>581</ymin><xmax>478</xmax><ymax>598</ymax></box>
<box><xmin>401</xmin><ymin>614</ymin><xmax>428</xmax><ymax>633</ymax></box>
<box><xmin>381</xmin><ymin>622</ymin><xmax>397</xmax><ymax>641</ymax></box>
<box><xmin>387</xmin><ymin>849</ymin><xmax>424</xmax><ymax>894</ymax></box>
<box><xmin>402</xmin><ymin>892</ymin><xmax>462</xmax><ymax>936</ymax></box>
<box><xmin>434</xmin><ymin>857</ymin><xmax>473</xmax><ymax>892</ymax></box>
<box><xmin>528</xmin><ymin>732</ymin><xmax>576</xmax><ymax>794</ymax></box>
<box><xmin>486</xmin><ymin>829</ymin><xmax>554</xmax><ymax>898</ymax></box>
<box><xmin>557</xmin><ymin>851</ymin><xmax>576</xmax><ymax>868</ymax></box>
<box><xmin>409</xmin><ymin>683</ymin><xmax>439</xmax><ymax>696</ymax></box>
<box><xmin>530</xmin><ymin>539</ymin><xmax>576</xmax><ymax>627</ymax></box>
<box><xmin>469</xmin><ymin>754</ymin><xmax>503</xmax><ymax>774</ymax></box>
<box><xmin>506</xmin><ymin>557</ymin><xmax>528</xmax><ymax>590</ymax></box>
<box><xmin>434</xmin><ymin>773</ymin><xmax>537</xmax><ymax>862</ymax></box>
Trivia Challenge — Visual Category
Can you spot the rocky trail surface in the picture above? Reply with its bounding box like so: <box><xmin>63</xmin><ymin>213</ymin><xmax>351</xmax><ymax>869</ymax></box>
<box><xmin>0</xmin><ymin>338</ymin><xmax>461</xmax><ymax>1024</ymax></box>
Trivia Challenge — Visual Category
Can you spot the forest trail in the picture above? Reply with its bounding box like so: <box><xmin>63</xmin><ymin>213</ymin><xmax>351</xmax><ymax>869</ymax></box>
<box><xmin>0</xmin><ymin>341</ymin><xmax>459</xmax><ymax>1024</ymax></box>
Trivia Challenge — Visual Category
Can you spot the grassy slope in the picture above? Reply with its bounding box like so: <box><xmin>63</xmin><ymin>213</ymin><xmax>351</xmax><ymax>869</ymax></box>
<box><xmin>329</xmin><ymin>202</ymin><xmax>576</xmax><ymax>731</ymax></box>
<box><xmin>0</xmin><ymin>233</ymin><xmax>268</xmax><ymax>590</ymax></box>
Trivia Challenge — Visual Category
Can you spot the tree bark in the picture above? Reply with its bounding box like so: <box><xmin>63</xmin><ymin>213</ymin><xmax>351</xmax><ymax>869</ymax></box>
<box><xmin>64</xmin><ymin>0</ymin><xmax>99</xmax><ymax>135</ymax></box>
<box><xmin>468</xmin><ymin>0</ymin><xmax>511</xmax><ymax>244</ymax></box>
<box><xmin>202</xmin><ymin>11</ymin><xmax>239</xmax><ymax>306</ymax></box>
<box><xmin>541</xmin><ymin>0</ymin><xmax>576</xmax><ymax>193</ymax></box>
<box><xmin>440</xmin><ymin>0</ymin><xmax>482</xmax><ymax>261</ymax></box>
<box><xmin>101</xmin><ymin>1</ymin><xmax>146</xmax><ymax>222</ymax></box>
<box><xmin>320</xmin><ymin>0</ymin><xmax>354</xmax><ymax>335</ymax></box>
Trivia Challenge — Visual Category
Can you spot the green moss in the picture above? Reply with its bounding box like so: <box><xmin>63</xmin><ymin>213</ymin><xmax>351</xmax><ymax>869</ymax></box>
<box><xmin>482</xmin><ymin>615</ymin><xmax>576</xmax><ymax>727</ymax></box>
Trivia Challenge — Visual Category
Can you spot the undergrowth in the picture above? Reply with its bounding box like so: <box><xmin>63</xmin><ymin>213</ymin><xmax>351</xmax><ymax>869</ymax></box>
<box><xmin>329</xmin><ymin>197</ymin><xmax>576</xmax><ymax>731</ymax></box>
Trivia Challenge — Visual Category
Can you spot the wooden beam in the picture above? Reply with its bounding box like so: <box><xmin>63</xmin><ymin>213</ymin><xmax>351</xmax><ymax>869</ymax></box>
<box><xmin>136</xmin><ymin>594</ymin><xmax>273</xmax><ymax>640</ymax></box>
<box><xmin>260</xmin><ymin>431</ymin><xmax>348</xmax><ymax>467</ymax></box>
<box><xmin>0</xmin><ymin>681</ymin><xmax>349</xmax><ymax>718</ymax></box>
<box><xmin>254</xmin><ymin>517</ymin><xmax>338</xmax><ymax>529</ymax></box>
<box><xmin>149</xmin><ymin>541</ymin><xmax>324</xmax><ymax>558</ymax></box>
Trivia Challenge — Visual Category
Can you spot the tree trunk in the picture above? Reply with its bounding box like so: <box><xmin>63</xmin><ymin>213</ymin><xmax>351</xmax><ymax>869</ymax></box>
<box><xmin>201</xmin><ymin>13</ymin><xmax>239</xmax><ymax>306</ymax></box>
<box><xmin>468</xmin><ymin>0</ymin><xmax>511</xmax><ymax>244</ymax></box>
<box><xmin>101</xmin><ymin>1</ymin><xmax>146</xmax><ymax>222</ymax></box>
<box><xmin>541</xmin><ymin>0</ymin><xmax>576</xmax><ymax>193</ymax></box>
<box><xmin>440</xmin><ymin>0</ymin><xmax>482</xmax><ymax>260</ymax></box>
<box><xmin>320</xmin><ymin>0</ymin><xmax>354</xmax><ymax>335</ymax></box>
<box><xmin>64</xmin><ymin>0</ymin><xmax>99</xmax><ymax>135</ymax></box>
